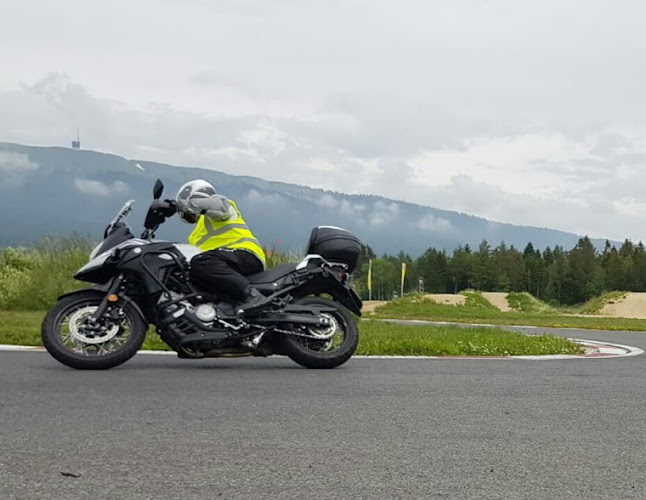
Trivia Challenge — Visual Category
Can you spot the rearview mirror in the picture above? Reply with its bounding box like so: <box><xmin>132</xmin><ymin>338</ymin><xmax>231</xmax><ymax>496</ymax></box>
<box><xmin>153</xmin><ymin>179</ymin><xmax>164</xmax><ymax>200</ymax></box>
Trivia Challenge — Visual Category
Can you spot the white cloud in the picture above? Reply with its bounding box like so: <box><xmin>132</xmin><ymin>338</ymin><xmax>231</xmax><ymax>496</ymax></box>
<box><xmin>417</xmin><ymin>214</ymin><xmax>453</xmax><ymax>233</ymax></box>
<box><xmin>3</xmin><ymin>1</ymin><xmax>646</xmax><ymax>242</ymax></box>
<box><xmin>244</xmin><ymin>189</ymin><xmax>284</xmax><ymax>205</ymax></box>
<box><xmin>0</xmin><ymin>152</ymin><xmax>39</xmax><ymax>173</ymax></box>
<box><xmin>339</xmin><ymin>199</ymin><xmax>366</xmax><ymax>216</ymax></box>
<box><xmin>316</xmin><ymin>194</ymin><xmax>337</xmax><ymax>209</ymax></box>
<box><xmin>370</xmin><ymin>202</ymin><xmax>400</xmax><ymax>226</ymax></box>
<box><xmin>74</xmin><ymin>179</ymin><xmax>128</xmax><ymax>197</ymax></box>
<box><xmin>614</xmin><ymin>198</ymin><xmax>646</xmax><ymax>218</ymax></box>
<box><xmin>408</xmin><ymin>134</ymin><xmax>601</xmax><ymax>196</ymax></box>
<box><xmin>314</xmin><ymin>193</ymin><xmax>366</xmax><ymax>216</ymax></box>
<box><xmin>303</xmin><ymin>158</ymin><xmax>338</xmax><ymax>173</ymax></box>
<box><xmin>0</xmin><ymin>152</ymin><xmax>39</xmax><ymax>186</ymax></box>
<box><xmin>240</xmin><ymin>122</ymin><xmax>291</xmax><ymax>158</ymax></box>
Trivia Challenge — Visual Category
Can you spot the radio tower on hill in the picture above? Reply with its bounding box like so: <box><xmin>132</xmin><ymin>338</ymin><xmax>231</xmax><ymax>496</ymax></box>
<box><xmin>71</xmin><ymin>128</ymin><xmax>81</xmax><ymax>149</ymax></box>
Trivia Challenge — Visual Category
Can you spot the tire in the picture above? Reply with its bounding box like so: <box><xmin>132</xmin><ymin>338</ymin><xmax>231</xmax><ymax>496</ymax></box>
<box><xmin>279</xmin><ymin>297</ymin><xmax>359</xmax><ymax>369</ymax></box>
<box><xmin>41</xmin><ymin>291</ymin><xmax>147</xmax><ymax>370</ymax></box>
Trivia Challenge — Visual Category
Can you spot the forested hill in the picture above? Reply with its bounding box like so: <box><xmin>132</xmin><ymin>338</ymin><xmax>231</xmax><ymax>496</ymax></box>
<box><xmin>0</xmin><ymin>141</ymin><xmax>610</xmax><ymax>254</ymax></box>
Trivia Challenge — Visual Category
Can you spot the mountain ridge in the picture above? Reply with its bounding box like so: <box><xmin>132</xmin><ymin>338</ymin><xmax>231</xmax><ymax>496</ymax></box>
<box><xmin>0</xmin><ymin>141</ymin><xmax>613</xmax><ymax>255</ymax></box>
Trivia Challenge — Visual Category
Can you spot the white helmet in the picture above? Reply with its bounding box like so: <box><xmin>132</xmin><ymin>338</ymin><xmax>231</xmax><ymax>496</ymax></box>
<box><xmin>176</xmin><ymin>179</ymin><xmax>216</xmax><ymax>223</ymax></box>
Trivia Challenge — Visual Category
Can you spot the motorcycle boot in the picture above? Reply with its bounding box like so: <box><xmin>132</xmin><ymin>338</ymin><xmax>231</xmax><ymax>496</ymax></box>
<box><xmin>237</xmin><ymin>285</ymin><xmax>270</xmax><ymax>314</ymax></box>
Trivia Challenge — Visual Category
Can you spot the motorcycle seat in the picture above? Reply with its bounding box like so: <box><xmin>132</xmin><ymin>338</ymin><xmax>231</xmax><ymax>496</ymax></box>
<box><xmin>248</xmin><ymin>263</ymin><xmax>298</xmax><ymax>284</ymax></box>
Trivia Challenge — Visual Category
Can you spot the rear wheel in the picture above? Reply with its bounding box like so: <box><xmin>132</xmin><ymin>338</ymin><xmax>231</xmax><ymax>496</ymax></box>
<box><xmin>41</xmin><ymin>291</ymin><xmax>147</xmax><ymax>370</ymax></box>
<box><xmin>279</xmin><ymin>297</ymin><xmax>358</xmax><ymax>369</ymax></box>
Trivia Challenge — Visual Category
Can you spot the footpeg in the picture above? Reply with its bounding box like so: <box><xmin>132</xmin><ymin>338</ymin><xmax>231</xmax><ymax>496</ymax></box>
<box><xmin>236</xmin><ymin>308</ymin><xmax>245</xmax><ymax>321</ymax></box>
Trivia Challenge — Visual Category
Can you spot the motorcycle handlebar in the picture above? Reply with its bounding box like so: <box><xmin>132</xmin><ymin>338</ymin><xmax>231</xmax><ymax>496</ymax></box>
<box><xmin>141</xmin><ymin>199</ymin><xmax>177</xmax><ymax>239</ymax></box>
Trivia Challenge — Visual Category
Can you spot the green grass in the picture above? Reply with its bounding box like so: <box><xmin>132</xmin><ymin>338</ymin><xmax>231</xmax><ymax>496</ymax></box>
<box><xmin>373</xmin><ymin>295</ymin><xmax>646</xmax><ymax>331</ymax></box>
<box><xmin>0</xmin><ymin>310</ymin><xmax>44</xmax><ymax>346</ymax></box>
<box><xmin>507</xmin><ymin>292</ymin><xmax>554</xmax><ymax>313</ymax></box>
<box><xmin>462</xmin><ymin>291</ymin><xmax>497</xmax><ymax>309</ymax></box>
<box><xmin>0</xmin><ymin>310</ymin><xmax>584</xmax><ymax>356</ymax></box>
<box><xmin>576</xmin><ymin>291</ymin><xmax>628</xmax><ymax>314</ymax></box>
<box><xmin>0</xmin><ymin>310</ymin><xmax>171</xmax><ymax>350</ymax></box>
<box><xmin>358</xmin><ymin>321</ymin><xmax>583</xmax><ymax>356</ymax></box>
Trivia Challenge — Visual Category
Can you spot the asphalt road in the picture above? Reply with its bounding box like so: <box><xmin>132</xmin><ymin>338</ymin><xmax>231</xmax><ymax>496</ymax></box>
<box><xmin>2</xmin><ymin>326</ymin><xmax>646</xmax><ymax>500</ymax></box>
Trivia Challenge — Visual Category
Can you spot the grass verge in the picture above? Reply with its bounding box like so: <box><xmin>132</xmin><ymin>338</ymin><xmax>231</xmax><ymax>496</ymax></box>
<box><xmin>0</xmin><ymin>310</ymin><xmax>170</xmax><ymax>351</ymax></box>
<box><xmin>357</xmin><ymin>321</ymin><xmax>583</xmax><ymax>356</ymax></box>
<box><xmin>507</xmin><ymin>292</ymin><xmax>554</xmax><ymax>313</ymax></box>
<box><xmin>0</xmin><ymin>310</ymin><xmax>583</xmax><ymax>357</ymax></box>
<box><xmin>373</xmin><ymin>295</ymin><xmax>646</xmax><ymax>331</ymax></box>
<box><xmin>576</xmin><ymin>291</ymin><xmax>629</xmax><ymax>314</ymax></box>
<box><xmin>0</xmin><ymin>237</ymin><xmax>92</xmax><ymax>311</ymax></box>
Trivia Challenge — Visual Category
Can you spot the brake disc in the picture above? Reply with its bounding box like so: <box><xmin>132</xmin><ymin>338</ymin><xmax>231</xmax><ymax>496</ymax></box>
<box><xmin>306</xmin><ymin>313</ymin><xmax>338</xmax><ymax>340</ymax></box>
<box><xmin>69</xmin><ymin>306</ymin><xmax>120</xmax><ymax>345</ymax></box>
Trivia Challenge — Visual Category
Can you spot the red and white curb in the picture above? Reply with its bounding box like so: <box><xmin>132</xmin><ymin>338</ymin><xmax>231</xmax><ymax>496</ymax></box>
<box><xmin>354</xmin><ymin>340</ymin><xmax>643</xmax><ymax>360</ymax></box>
<box><xmin>0</xmin><ymin>339</ymin><xmax>642</xmax><ymax>360</ymax></box>
<box><xmin>516</xmin><ymin>339</ymin><xmax>643</xmax><ymax>360</ymax></box>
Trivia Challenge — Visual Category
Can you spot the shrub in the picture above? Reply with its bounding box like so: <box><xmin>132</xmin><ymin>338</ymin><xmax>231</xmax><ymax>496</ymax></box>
<box><xmin>0</xmin><ymin>237</ymin><xmax>298</xmax><ymax>311</ymax></box>
<box><xmin>0</xmin><ymin>236</ymin><xmax>93</xmax><ymax>310</ymax></box>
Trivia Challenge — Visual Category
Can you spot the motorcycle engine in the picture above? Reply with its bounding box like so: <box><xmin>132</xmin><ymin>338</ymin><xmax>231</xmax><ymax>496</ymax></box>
<box><xmin>195</xmin><ymin>303</ymin><xmax>217</xmax><ymax>323</ymax></box>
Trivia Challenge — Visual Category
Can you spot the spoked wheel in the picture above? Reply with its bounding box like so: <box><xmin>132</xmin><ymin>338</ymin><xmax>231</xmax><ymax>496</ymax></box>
<box><xmin>42</xmin><ymin>291</ymin><xmax>147</xmax><ymax>370</ymax></box>
<box><xmin>278</xmin><ymin>297</ymin><xmax>359</xmax><ymax>369</ymax></box>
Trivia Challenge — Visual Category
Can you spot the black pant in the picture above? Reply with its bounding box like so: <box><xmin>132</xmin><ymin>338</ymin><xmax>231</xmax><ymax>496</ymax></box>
<box><xmin>190</xmin><ymin>248</ymin><xmax>264</xmax><ymax>300</ymax></box>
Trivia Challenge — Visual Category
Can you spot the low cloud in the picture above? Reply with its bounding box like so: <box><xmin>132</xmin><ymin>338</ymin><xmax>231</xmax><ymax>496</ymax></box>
<box><xmin>315</xmin><ymin>194</ymin><xmax>366</xmax><ymax>216</ymax></box>
<box><xmin>417</xmin><ymin>214</ymin><xmax>453</xmax><ymax>233</ymax></box>
<box><xmin>244</xmin><ymin>189</ymin><xmax>285</xmax><ymax>205</ymax></box>
<box><xmin>74</xmin><ymin>178</ymin><xmax>128</xmax><ymax>197</ymax></box>
<box><xmin>0</xmin><ymin>152</ymin><xmax>39</xmax><ymax>173</ymax></box>
<box><xmin>0</xmin><ymin>152</ymin><xmax>39</xmax><ymax>186</ymax></box>
<box><xmin>370</xmin><ymin>201</ymin><xmax>400</xmax><ymax>226</ymax></box>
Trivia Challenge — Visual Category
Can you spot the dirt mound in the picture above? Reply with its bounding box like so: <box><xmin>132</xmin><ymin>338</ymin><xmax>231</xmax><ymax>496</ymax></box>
<box><xmin>362</xmin><ymin>301</ymin><xmax>388</xmax><ymax>313</ymax></box>
<box><xmin>480</xmin><ymin>292</ymin><xmax>511</xmax><ymax>312</ymax></box>
<box><xmin>426</xmin><ymin>294</ymin><xmax>466</xmax><ymax>306</ymax></box>
<box><xmin>600</xmin><ymin>293</ymin><xmax>646</xmax><ymax>319</ymax></box>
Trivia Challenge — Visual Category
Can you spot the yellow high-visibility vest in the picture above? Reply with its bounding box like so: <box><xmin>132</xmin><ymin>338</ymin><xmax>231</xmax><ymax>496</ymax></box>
<box><xmin>188</xmin><ymin>200</ymin><xmax>266</xmax><ymax>267</ymax></box>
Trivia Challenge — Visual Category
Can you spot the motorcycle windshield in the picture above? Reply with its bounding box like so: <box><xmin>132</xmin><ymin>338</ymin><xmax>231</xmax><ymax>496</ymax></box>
<box><xmin>92</xmin><ymin>224</ymin><xmax>135</xmax><ymax>258</ymax></box>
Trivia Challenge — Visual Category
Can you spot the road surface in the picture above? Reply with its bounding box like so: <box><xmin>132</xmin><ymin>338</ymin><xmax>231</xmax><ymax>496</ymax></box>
<box><xmin>2</xmin><ymin>326</ymin><xmax>646</xmax><ymax>499</ymax></box>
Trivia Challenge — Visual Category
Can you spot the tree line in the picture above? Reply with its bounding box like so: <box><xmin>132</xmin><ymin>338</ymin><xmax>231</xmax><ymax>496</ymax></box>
<box><xmin>352</xmin><ymin>237</ymin><xmax>646</xmax><ymax>305</ymax></box>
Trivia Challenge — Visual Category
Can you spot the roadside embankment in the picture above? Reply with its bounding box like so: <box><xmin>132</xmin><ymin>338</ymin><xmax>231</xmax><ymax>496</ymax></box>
<box><xmin>371</xmin><ymin>294</ymin><xmax>646</xmax><ymax>331</ymax></box>
<box><xmin>600</xmin><ymin>292</ymin><xmax>646</xmax><ymax>319</ymax></box>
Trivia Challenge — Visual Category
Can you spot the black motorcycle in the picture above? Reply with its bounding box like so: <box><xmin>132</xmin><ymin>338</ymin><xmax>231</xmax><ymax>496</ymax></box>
<box><xmin>42</xmin><ymin>180</ymin><xmax>363</xmax><ymax>370</ymax></box>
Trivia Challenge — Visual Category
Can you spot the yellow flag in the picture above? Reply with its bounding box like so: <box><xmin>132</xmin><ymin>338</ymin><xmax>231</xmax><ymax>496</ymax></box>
<box><xmin>401</xmin><ymin>262</ymin><xmax>406</xmax><ymax>296</ymax></box>
<box><xmin>367</xmin><ymin>259</ymin><xmax>372</xmax><ymax>291</ymax></box>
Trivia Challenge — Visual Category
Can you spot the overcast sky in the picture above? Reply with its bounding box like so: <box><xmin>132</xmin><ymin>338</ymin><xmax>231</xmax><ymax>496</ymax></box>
<box><xmin>2</xmin><ymin>0</ymin><xmax>646</xmax><ymax>242</ymax></box>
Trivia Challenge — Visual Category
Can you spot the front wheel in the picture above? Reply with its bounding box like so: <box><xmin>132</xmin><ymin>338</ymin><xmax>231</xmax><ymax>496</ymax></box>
<box><xmin>279</xmin><ymin>297</ymin><xmax>359</xmax><ymax>369</ymax></box>
<box><xmin>41</xmin><ymin>291</ymin><xmax>147</xmax><ymax>370</ymax></box>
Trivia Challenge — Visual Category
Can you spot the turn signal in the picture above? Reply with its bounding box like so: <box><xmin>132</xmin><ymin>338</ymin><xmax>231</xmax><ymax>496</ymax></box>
<box><xmin>107</xmin><ymin>294</ymin><xmax>119</xmax><ymax>302</ymax></box>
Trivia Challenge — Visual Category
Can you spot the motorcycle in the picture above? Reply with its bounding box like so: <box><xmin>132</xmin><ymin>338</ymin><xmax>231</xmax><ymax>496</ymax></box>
<box><xmin>41</xmin><ymin>179</ymin><xmax>363</xmax><ymax>370</ymax></box>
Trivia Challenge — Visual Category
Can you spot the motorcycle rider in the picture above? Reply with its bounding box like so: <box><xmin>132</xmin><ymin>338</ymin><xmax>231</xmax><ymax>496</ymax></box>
<box><xmin>175</xmin><ymin>179</ymin><xmax>268</xmax><ymax>312</ymax></box>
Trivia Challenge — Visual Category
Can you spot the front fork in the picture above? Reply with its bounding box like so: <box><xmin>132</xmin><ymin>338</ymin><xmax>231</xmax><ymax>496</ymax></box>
<box><xmin>90</xmin><ymin>274</ymin><xmax>125</xmax><ymax>322</ymax></box>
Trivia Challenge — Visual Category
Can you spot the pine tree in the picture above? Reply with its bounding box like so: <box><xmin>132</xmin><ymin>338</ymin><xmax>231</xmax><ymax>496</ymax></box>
<box><xmin>473</xmin><ymin>240</ymin><xmax>495</xmax><ymax>290</ymax></box>
<box><xmin>563</xmin><ymin>237</ymin><xmax>604</xmax><ymax>304</ymax></box>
